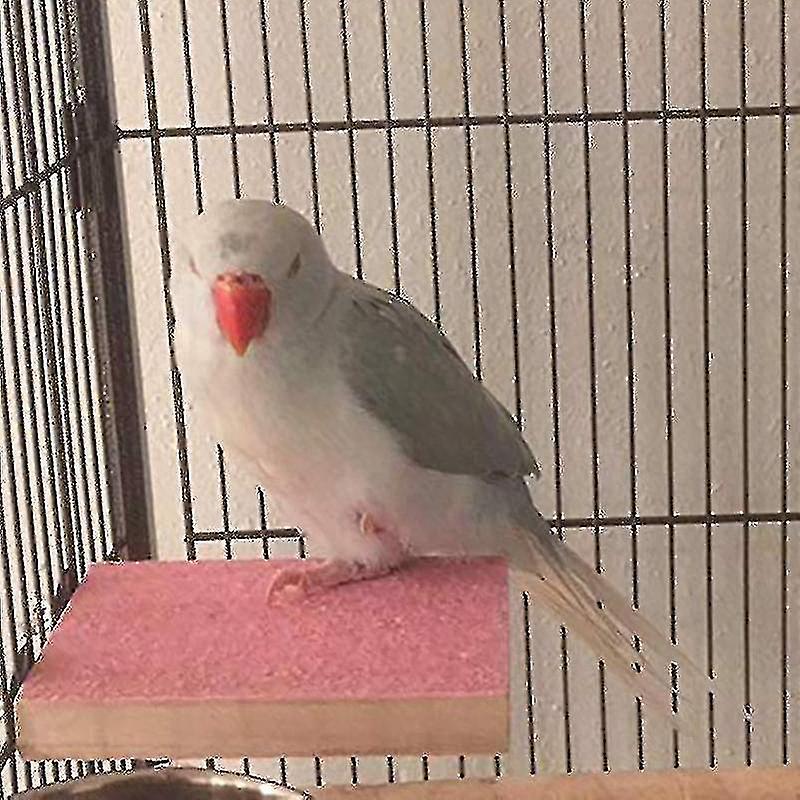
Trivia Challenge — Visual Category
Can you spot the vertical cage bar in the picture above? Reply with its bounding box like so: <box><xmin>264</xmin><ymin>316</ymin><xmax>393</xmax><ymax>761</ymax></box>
<box><xmin>418</xmin><ymin>0</ymin><xmax>441</xmax><ymax>330</ymax></box>
<box><xmin>560</xmin><ymin>626</ymin><xmax>572</xmax><ymax>773</ymax></box>
<box><xmin>258</xmin><ymin>0</ymin><xmax>280</xmax><ymax>204</ymax></box>
<box><xmin>216</xmin><ymin>445</ymin><xmax>232</xmax><ymax>560</ymax></box>
<box><xmin>0</xmin><ymin>392</ymin><xmax>21</xmax><ymax>794</ymax></box>
<box><xmin>538</xmin><ymin>0</ymin><xmax>563</xmax><ymax>540</ymax></box>
<box><xmin>0</xmin><ymin>76</ymin><xmax>33</xmax><ymax>685</ymax></box>
<box><xmin>378</xmin><ymin>0</ymin><xmax>401</xmax><ymax>296</ymax></box>
<box><xmin>178</xmin><ymin>0</ymin><xmax>203</xmax><ymax>214</ymax></box>
<box><xmin>522</xmin><ymin>593</ymin><xmax>537</xmax><ymax>775</ymax></box>
<box><xmin>337</xmin><ymin>0</ymin><xmax>364</xmax><ymax>282</ymax></box>
<box><xmin>657</xmin><ymin>0</ymin><xmax>677</xmax><ymax>763</ymax></box>
<box><xmin>457</xmin><ymin>0</ymin><xmax>482</xmax><ymax>382</ymax></box>
<box><xmin>697</xmin><ymin>0</ymin><xmax>716</xmax><ymax>767</ymax></box>
<box><xmin>52</xmin><ymin>0</ymin><xmax>113</xmax><ymax>570</ymax></box>
<box><xmin>70</xmin><ymin>0</ymin><xmax>154</xmax><ymax>560</ymax></box>
<box><xmin>257</xmin><ymin>485</ymin><xmax>270</xmax><ymax>559</ymax></box>
<box><xmin>2</xmin><ymin>0</ymin><xmax>58</xmax><ymax>653</ymax></box>
<box><xmin>40</xmin><ymin>0</ymin><xmax>104</xmax><ymax>569</ymax></box>
<box><xmin>577</xmin><ymin>0</ymin><xmax>601</xmax><ymax>574</ymax></box>
<box><xmin>617</xmin><ymin>0</ymin><xmax>639</xmax><ymax>613</ymax></box>
<box><xmin>313</xmin><ymin>756</ymin><xmax>323</xmax><ymax>788</ymax></box>
<box><xmin>576</xmin><ymin>0</ymin><xmax>615</xmax><ymax>766</ymax></box>
<box><xmin>218</xmin><ymin>0</ymin><xmax>241</xmax><ymax>199</ymax></box>
<box><xmin>24</xmin><ymin>0</ymin><xmax>86</xmax><ymax>574</ymax></box>
<box><xmin>297</xmin><ymin>0</ymin><xmax>321</xmax><ymax>233</ymax></box>
<box><xmin>497</xmin><ymin>0</ymin><xmax>523</xmax><ymax>430</ymax></box>
<box><xmin>136</xmin><ymin>0</ymin><xmax>195</xmax><ymax>559</ymax></box>
<box><xmin>738</xmin><ymin>0</ymin><xmax>752</xmax><ymax>765</ymax></box>
<box><xmin>779</xmin><ymin>0</ymin><xmax>790</xmax><ymax>767</ymax></box>
<box><xmin>598</xmin><ymin>660</ymin><xmax>609</xmax><ymax>772</ymax></box>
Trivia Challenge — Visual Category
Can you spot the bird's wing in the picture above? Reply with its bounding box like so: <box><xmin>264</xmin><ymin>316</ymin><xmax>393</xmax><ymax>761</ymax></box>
<box><xmin>339</xmin><ymin>282</ymin><xmax>540</xmax><ymax>479</ymax></box>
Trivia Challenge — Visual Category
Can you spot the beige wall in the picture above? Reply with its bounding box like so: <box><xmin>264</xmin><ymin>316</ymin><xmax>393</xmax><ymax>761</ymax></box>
<box><xmin>107</xmin><ymin>0</ymin><xmax>800</xmax><ymax>789</ymax></box>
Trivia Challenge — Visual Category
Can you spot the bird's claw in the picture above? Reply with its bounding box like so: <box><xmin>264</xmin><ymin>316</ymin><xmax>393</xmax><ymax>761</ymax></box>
<box><xmin>265</xmin><ymin>566</ymin><xmax>310</xmax><ymax>605</ymax></box>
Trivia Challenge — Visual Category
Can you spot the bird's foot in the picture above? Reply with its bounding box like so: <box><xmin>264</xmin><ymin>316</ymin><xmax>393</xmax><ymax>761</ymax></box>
<box><xmin>266</xmin><ymin>512</ymin><xmax>410</xmax><ymax>605</ymax></box>
<box><xmin>266</xmin><ymin>558</ymin><xmax>395</xmax><ymax>605</ymax></box>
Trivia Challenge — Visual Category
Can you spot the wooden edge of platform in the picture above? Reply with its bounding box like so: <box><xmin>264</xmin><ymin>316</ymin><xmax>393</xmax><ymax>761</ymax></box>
<box><xmin>17</xmin><ymin>694</ymin><xmax>507</xmax><ymax>760</ymax></box>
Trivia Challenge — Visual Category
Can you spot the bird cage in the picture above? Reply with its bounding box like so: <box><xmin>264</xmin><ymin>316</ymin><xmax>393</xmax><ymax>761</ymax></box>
<box><xmin>0</xmin><ymin>0</ymin><xmax>798</xmax><ymax>796</ymax></box>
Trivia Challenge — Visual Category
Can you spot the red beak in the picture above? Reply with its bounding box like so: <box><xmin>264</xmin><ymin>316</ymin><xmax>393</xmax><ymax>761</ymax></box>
<box><xmin>212</xmin><ymin>271</ymin><xmax>271</xmax><ymax>356</ymax></box>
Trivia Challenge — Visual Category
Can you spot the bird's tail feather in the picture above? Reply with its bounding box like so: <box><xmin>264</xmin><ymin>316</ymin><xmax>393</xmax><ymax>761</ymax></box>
<box><xmin>513</xmin><ymin>521</ymin><xmax>705</xmax><ymax>728</ymax></box>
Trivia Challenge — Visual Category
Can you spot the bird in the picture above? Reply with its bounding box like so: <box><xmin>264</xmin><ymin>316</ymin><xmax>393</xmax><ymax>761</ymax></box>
<box><xmin>171</xmin><ymin>197</ymin><xmax>702</xmax><ymax>723</ymax></box>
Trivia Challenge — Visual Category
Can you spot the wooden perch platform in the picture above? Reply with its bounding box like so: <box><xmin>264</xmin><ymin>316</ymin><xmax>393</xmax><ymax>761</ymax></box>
<box><xmin>17</xmin><ymin>557</ymin><xmax>509</xmax><ymax>760</ymax></box>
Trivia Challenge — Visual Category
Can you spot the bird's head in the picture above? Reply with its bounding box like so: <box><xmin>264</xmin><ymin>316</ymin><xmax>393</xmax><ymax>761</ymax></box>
<box><xmin>174</xmin><ymin>199</ymin><xmax>337</xmax><ymax>357</ymax></box>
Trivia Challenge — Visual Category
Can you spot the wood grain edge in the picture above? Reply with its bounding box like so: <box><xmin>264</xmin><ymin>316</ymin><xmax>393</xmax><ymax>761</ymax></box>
<box><xmin>17</xmin><ymin>694</ymin><xmax>507</xmax><ymax>760</ymax></box>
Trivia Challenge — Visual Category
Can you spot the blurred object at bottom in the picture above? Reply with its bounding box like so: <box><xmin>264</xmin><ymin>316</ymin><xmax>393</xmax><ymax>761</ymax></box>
<box><xmin>11</xmin><ymin>768</ymin><xmax>309</xmax><ymax>800</ymax></box>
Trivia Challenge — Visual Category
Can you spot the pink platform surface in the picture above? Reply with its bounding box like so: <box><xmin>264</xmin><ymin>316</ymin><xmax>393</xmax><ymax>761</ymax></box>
<box><xmin>23</xmin><ymin>557</ymin><xmax>509</xmax><ymax>706</ymax></box>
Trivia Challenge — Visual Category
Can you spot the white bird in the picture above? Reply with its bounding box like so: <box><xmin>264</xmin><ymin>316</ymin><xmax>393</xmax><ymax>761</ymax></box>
<box><xmin>171</xmin><ymin>198</ymin><xmax>701</xmax><ymax>722</ymax></box>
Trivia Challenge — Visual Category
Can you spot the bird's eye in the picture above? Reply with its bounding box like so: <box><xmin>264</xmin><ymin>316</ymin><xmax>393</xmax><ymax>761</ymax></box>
<box><xmin>287</xmin><ymin>253</ymin><xmax>302</xmax><ymax>278</ymax></box>
<box><xmin>188</xmin><ymin>258</ymin><xmax>201</xmax><ymax>277</ymax></box>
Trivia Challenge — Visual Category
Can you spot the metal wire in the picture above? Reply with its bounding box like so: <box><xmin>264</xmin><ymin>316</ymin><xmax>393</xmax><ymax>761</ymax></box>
<box><xmin>737</xmin><ymin>0</ymin><xmax>752</xmax><ymax>766</ymax></box>
<box><xmin>178</xmin><ymin>0</ymin><xmax>202</xmax><ymax>213</ymax></box>
<box><xmin>497</xmin><ymin>0</ymin><xmax>523</xmax><ymax>431</ymax></box>
<box><xmin>779</xmin><ymin>0</ymin><xmax>790</xmax><ymax>766</ymax></box>
<box><xmin>419</xmin><ymin>0</ymin><xmax>441</xmax><ymax>331</ymax></box>
<box><xmin>297</xmin><ymin>0</ymin><xmax>320</xmax><ymax>233</ymax></box>
<box><xmin>115</xmin><ymin>103</ymin><xmax>800</xmax><ymax>139</ymax></box>
<box><xmin>0</xmin><ymin>0</ymin><xmax>144</xmax><ymax>789</ymax></box>
<box><xmin>697</xmin><ymin>0</ymin><xmax>716</xmax><ymax>767</ymax></box>
<box><xmin>337</xmin><ymin>0</ymin><xmax>363</xmax><ymax>283</ymax></box>
<box><xmin>258</xmin><ymin>0</ymin><xmax>280</xmax><ymax>205</ymax></box>
<box><xmin>0</xmin><ymin>0</ymin><xmax>798</xmax><ymax>791</ymax></box>
<box><xmin>137</xmin><ymin>0</ymin><xmax>195</xmax><ymax>560</ymax></box>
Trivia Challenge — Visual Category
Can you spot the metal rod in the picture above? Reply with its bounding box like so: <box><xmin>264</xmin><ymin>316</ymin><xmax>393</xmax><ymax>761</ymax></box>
<box><xmin>577</xmin><ymin>0</ymin><xmax>602</xmax><ymax>576</ymax></box>
<box><xmin>538</xmin><ymin>0</ymin><xmax>563</xmax><ymax>542</ymax></box>
<box><xmin>522</xmin><ymin>592</ymin><xmax>537</xmax><ymax>775</ymax></box>
<box><xmin>50</xmin><ymin>0</ymin><xmax>115</xmax><ymax>571</ymax></box>
<box><xmin>738</xmin><ymin>0</ymin><xmax>751</xmax><ymax>766</ymax></box>
<box><xmin>497</xmin><ymin>0</ymin><xmax>523</xmax><ymax>431</ymax></box>
<box><xmin>216</xmin><ymin>444</ymin><xmax>232</xmax><ymax>560</ymax></box>
<box><xmin>43</xmin><ymin>0</ymin><xmax>104</xmax><ymax>569</ymax></box>
<box><xmin>72</xmin><ymin>0</ymin><xmax>154</xmax><ymax>561</ymax></box>
<box><xmin>137</xmin><ymin>0</ymin><xmax>194</xmax><ymax>559</ymax></box>
<box><xmin>698</xmin><ymin>8</ymin><xmax>716</xmax><ymax>771</ymax></box>
<box><xmin>378</xmin><ymin>0</ymin><xmax>400</xmax><ymax>296</ymax></box>
<box><xmin>297</xmin><ymin>0</ymin><xmax>320</xmax><ymax>232</ymax></box>
<box><xmin>560</xmin><ymin>625</ymin><xmax>572</xmax><ymax>774</ymax></box>
<box><xmin>189</xmin><ymin>510</ymin><xmax>800</xmax><ymax>543</ymax></box>
<box><xmin>0</xmin><ymin>150</ymin><xmax>85</xmax><ymax>212</ymax></box>
<box><xmin>617</xmin><ymin>0</ymin><xmax>639</xmax><ymax>614</ymax></box>
<box><xmin>257</xmin><ymin>486</ymin><xmax>270</xmax><ymax>560</ymax></box>
<box><xmin>779</xmin><ymin>0</ymin><xmax>790</xmax><ymax>767</ymax></box>
<box><xmin>337</xmin><ymin>0</ymin><xmax>363</xmax><ymax>282</ymax></box>
<box><xmin>2</xmin><ymin>0</ymin><xmax>58</xmax><ymax>655</ymax></box>
<box><xmin>598</xmin><ymin>660</ymin><xmax>609</xmax><ymax>772</ymax></box>
<box><xmin>418</xmin><ymin>0</ymin><xmax>441</xmax><ymax>330</ymax></box>
<box><xmin>657</xmin><ymin>0</ymin><xmax>678</xmax><ymax>770</ymax></box>
<box><xmin>457</xmin><ymin>0</ymin><xmax>482</xmax><ymax>383</ymax></box>
<box><xmin>258</xmin><ymin>0</ymin><xmax>280</xmax><ymax>204</ymax></box>
<box><xmin>115</xmin><ymin>103</ymin><xmax>800</xmax><ymax>140</ymax></box>
<box><xmin>218</xmin><ymin>0</ymin><xmax>240</xmax><ymax>199</ymax></box>
<box><xmin>178</xmin><ymin>0</ymin><xmax>203</xmax><ymax>213</ymax></box>
<box><xmin>25</xmin><ymin>0</ymin><xmax>87</xmax><ymax>573</ymax></box>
